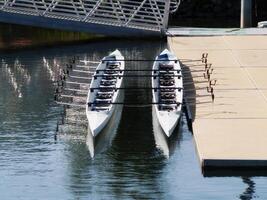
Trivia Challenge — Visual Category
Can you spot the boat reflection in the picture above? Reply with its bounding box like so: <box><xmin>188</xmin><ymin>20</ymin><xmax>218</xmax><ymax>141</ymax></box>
<box><xmin>86</xmin><ymin>90</ymin><xmax>124</xmax><ymax>158</ymax></box>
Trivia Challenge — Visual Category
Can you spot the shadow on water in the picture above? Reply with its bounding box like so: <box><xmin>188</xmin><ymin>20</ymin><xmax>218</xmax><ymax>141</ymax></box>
<box><xmin>178</xmin><ymin>61</ymin><xmax>197</xmax><ymax>137</ymax></box>
<box><xmin>204</xmin><ymin>168</ymin><xmax>267</xmax><ymax>178</ymax></box>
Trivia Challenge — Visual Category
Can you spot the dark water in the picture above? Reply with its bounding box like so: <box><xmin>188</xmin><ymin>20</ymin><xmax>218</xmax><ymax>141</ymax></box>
<box><xmin>0</xmin><ymin>23</ymin><xmax>96</xmax><ymax>49</ymax></box>
<box><xmin>1</xmin><ymin>40</ymin><xmax>267</xmax><ymax>200</ymax></box>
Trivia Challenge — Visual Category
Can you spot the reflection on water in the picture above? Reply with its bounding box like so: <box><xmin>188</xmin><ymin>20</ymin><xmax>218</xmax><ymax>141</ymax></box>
<box><xmin>0</xmin><ymin>23</ymin><xmax>95</xmax><ymax>50</ymax></box>
<box><xmin>240</xmin><ymin>177</ymin><xmax>256</xmax><ymax>200</ymax></box>
<box><xmin>1</xmin><ymin>39</ymin><xmax>267</xmax><ymax>199</ymax></box>
<box><xmin>43</xmin><ymin>57</ymin><xmax>62</xmax><ymax>82</ymax></box>
<box><xmin>1</xmin><ymin>59</ymin><xmax>31</xmax><ymax>98</ymax></box>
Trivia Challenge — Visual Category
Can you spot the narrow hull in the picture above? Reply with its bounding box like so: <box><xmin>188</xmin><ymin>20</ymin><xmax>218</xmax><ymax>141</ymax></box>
<box><xmin>152</xmin><ymin>106</ymin><xmax>182</xmax><ymax>158</ymax></box>
<box><xmin>154</xmin><ymin>106</ymin><xmax>181</xmax><ymax>137</ymax></box>
<box><xmin>88</xmin><ymin>105</ymin><xmax>115</xmax><ymax>137</ymax></box>
<box><xmin>152</xmin><ymin>49</ymin><xmax>183</xmax><ymax>137</ymax></box>
<box><xmin>86</xmin><ymin>50</ymin><xmax>124</xmax><ymax>138</ymax></box>
<box><xmin>152</xmin><ymin>106</ymin><xmax>170</xmax><ymax>158</ymax></box>
<box><xmin>86</xmin><ymin>90</ymin><xmax>124</xmax><ymax>158</ymax></box>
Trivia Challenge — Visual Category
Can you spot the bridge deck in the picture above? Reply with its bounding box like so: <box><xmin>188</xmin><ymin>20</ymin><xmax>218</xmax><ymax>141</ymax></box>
<box><xmin>0</xmin><ymin>0</ymin><xmax>170</xmax><ymax>37</ymax></box>
<box><xmin>0</xmin><ymin>11</ymin><xmax>160</xmax><ymax>37</ymax></box>
<box><xmin>168</xmin><ymin>35</ymin><xmax>267</xmax><ymax>169</ymax></box>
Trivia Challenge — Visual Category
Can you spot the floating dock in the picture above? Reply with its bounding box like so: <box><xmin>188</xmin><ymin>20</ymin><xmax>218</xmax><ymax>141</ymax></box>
<box><xmin>168</xmin><ymin>34</ymin><xmax>267</xmax><ymax>169</ymax></box>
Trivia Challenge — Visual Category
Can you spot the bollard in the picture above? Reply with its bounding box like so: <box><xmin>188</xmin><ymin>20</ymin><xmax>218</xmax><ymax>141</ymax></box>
<box><xmin>209</xmin><ymin>80</ymin><xmax>217</xmax><ymax>87</ymax></box>
<box><xmin>241</xmin><ymin>0</ymin><xmax>252</xmax><ymax>28</ymax></box>
<box><xmin>211</xmin><ymin>93</ymin><xmax>215</xmax><ymax>102</ymax></box>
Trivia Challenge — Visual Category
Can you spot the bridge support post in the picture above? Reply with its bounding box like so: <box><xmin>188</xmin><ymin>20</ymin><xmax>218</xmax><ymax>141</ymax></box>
<box><xmin>163</xmin><ymin>0</ymin><xmax>171</xmax><ymax>30</ymax></box>
<box><xmin>240</xmin><ymin>0</ymin><xmax>252</xmax><ymax>28</ymax></box>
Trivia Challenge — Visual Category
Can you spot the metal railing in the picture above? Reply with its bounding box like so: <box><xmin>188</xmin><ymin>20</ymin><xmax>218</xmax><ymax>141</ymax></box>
<box><xmin>0</xmin><ymin>0</ymin><xmax>171</xmax><ymax>33</ymax></box>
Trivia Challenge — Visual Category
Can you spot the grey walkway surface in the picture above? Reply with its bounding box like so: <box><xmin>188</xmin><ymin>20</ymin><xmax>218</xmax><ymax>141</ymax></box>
<box><xmin>167</xmin><ymin>27</ymin><xmax>267</xmax><ymax>36</ymax></box>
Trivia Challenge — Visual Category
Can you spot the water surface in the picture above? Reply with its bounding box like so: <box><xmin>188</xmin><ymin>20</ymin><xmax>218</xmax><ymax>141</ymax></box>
<box><xmin>0</xmin><ymin>40</ymin><xmax>267</xmax><ymax>200</ymax></box>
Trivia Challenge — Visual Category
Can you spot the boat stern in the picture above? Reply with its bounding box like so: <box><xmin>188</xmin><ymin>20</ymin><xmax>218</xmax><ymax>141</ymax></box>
<box><xmin>88</xmin><ymin>111</ymin><xmax>109</xmax><ymax>137</ymax></box>
<box><xmin>158</xmin><ymin>111</ymin><xmax>180</xmax><ymax>137</ymax></box>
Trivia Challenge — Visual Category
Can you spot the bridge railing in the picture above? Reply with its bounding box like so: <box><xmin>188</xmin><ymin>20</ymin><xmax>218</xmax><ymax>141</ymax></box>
<box><xmin>0</xmin><ymin>0</ymin><xmax>170</xmax><ymax>33</ymax></box>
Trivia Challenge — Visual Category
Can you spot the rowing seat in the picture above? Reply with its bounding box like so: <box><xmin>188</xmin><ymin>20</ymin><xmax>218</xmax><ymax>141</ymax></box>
<box><xmin>101</xmin><ymin>79</ymin><xmax>116</xmax><ymax>82</ymax></box>
<box><xmin>104</xmin><ymin>70</ymin><xmax>119</xmax><ymax>75</ymax></box>
<box><xmin>97</xmin><ymin>91</ymin><xmax>114</xmax><ymax>95</ymax></box>
<box><xmin>100</xmin><ymin>85</ymin><xmax>116</xmax><ymax>89</ymax></box>
<box><xmin>99</xmin><ymin>87</ymin><xmax>114</xmax><ymax>92</ymax></box>
<box><xmin>159</xmin><ymin>63</ymin><xmax>174</xmax><ymax>70</ymax></box>
<box><xmin>100</xmin><ymin>80</ymin><xmax>116</xmax><ymax>86</ymax></box>
<box><xmin>161</xmin><ymin>88</ymin><xmax>175</xmax><ymax>92</ymax></box>
<box><xmin>107</xmin><ymin>61</ymin><xmax>120</xmax><ymax>70</ymax></box>
<box><xmin>102</xmin><ymin>75</ymin><xmax>117</xmax><ymax>80</ymax></box>
<box><xmin>93</xmin><ymin>107</ymin><xmax>110</xmax><ymax>111</ymax></box>
<box><xmin>107</xmin><ymin>65</ymin><xmax>120</xmax><ymax>70</ymax></box>
<box><xmin>159</xmin><ymin>104</ymin><xmax>175</xmax><ymax>111</ymax></box>
<box><xmin>160</xmin><ymin>75</ymin><xmax>174</xmax><ymax>80</ymax></box>
<box><xmin>95</xmin><ymin>99</ymin><xmax>112</xmax><ymax>103</ymax></box>
<box><xmin>93</xmin><ymin>102</ymin><xmax>111</xmax><ymax>107</ymax></box>
<box><xmin>97</xmin><ymin>93</ymin><xmax>113</xmax><ymax>99</ymax></box>
<box><xmin>160</xmin><ymin>99</ymin><xmax>176</xmax><ymax>104</ymax></box>
<box><xmin>160</xmin><ymin>92</ymin><xmax>176</xmax><ymax>100</ymax></box>
<box><xmin>160</xmin><ymin>80</ymin><xmax>175</xmax><ymax>86</ymax></box>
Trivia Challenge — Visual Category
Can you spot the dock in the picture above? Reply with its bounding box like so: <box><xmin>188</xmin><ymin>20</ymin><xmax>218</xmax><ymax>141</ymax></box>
<box><xmin>168</xmin><ymin>34</ymin><xmax>267</xmax><ymax>169</ymax></box>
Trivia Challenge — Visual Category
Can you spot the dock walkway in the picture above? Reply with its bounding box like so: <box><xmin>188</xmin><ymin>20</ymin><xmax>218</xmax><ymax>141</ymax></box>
<box><xmin>168</xmin><ymin>35</ymin><xmax>267</xmax><ymax>168</ymax></box>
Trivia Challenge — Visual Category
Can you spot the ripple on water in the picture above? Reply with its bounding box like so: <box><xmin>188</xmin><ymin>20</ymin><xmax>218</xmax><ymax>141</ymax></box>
<box><xmin>0</xmin><ymin>40</ymin><xmax>266</xmax><ymax>200</ymax></box>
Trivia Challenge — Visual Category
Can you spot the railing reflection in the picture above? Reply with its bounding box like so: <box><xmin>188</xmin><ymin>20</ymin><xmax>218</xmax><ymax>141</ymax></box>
<box><xmin>1</xmin><ymin>59</ymin><xmax>32</xmax><ymax>98</ymax></box>
<box><xmin>43</xmin><ymin>57</ymin><xmax>62</xmax><ymax>82</ymax></box>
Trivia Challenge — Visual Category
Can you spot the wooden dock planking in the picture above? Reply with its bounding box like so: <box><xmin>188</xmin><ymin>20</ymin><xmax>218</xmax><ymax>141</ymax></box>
<box><xmin>168</xmin><ymin>35</ymin><xmax>267</xmax><ymax>168</ymax></box>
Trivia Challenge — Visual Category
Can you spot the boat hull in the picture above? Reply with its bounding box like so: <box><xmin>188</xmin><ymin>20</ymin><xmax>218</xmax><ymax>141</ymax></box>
<box><xmin>86</xmin><ymin>90</ymin><xmax>124</xmax><ymax>157</ymax></box>
<box><xmin>152</xmin><ymin>49</ymin><xmax>183</xmax><ymax>137</ymax></box>
<box><xmin>152</xmin><ymin>106</ymin><xmax>181</xmax><ymax>157</ymax></box>
<box><xmin>154</xmin><ymin>109</ymin><xmax>181</xmax><ymax>137</ymax></box>
<box><xmin>86</xmin><ymin>50</ymin><xmax>125</xmax><ymax>137</ymax></box>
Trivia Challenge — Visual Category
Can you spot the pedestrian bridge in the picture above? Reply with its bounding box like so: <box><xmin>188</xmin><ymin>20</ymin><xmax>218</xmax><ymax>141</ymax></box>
<box><xmin>0</xmin><ymin>0</ymin><xmax>177</xmax><ymax>37</ymax></box>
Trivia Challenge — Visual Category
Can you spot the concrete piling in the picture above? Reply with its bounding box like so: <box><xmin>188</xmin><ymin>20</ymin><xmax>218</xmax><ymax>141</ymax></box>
<box><xmin>241</xmin><ymin>0</ymin><xmax>252</xmax><ymax>28</ymax></box>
